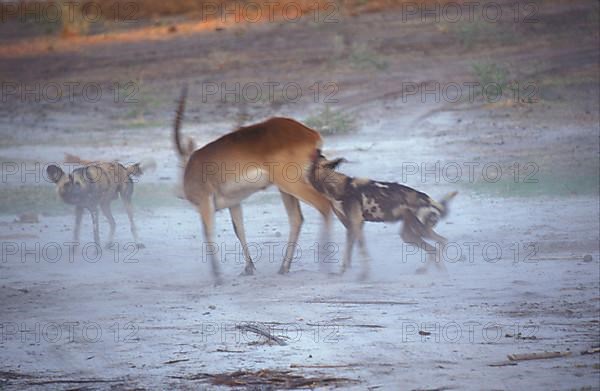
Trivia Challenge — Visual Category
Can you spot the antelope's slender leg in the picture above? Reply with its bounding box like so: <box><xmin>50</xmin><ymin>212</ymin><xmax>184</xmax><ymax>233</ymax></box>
<box><xmin>277</xmin><ymin>180</ymin><xmax>332</xmax><ymax>273</ymax></box>
<box><xmin>229</xmin><ymin>204</ymin><xmax>255</xmax><ymax>275</ymax></box>
<box><xmin>198</xmin><ymin>197</ymin><xmax>222</xmax><ymax>284</ymax></box>
<box><xmin>278</xmin><ymin>191</ymin><xmax>303</xmax><ymax>274</ymax></box>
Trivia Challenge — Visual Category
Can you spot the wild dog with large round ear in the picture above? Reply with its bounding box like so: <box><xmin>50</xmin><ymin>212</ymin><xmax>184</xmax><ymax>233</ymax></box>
<box><xmin>308</xmin><ymin>152</ymin><xmax>458</xmax><ymax>278</ymax></box>
<box><xmin>47</xmin><ymin>157</ymin><xmax>154</xmax><ymax>248</ymax></box>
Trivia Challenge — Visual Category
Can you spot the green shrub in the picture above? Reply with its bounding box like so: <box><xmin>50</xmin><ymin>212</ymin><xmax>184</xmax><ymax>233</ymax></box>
<box><xmin>305</xmin><ymin>106</ymin><xmax>358</xmax><ymax>135</ymax></box>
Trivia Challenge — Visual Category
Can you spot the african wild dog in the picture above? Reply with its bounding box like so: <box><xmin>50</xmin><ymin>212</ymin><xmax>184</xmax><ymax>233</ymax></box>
<box><xmin>47</xmin><ymin>154</ymin><xmax>155</xmax><ymax>248</ymax></box>
<box><xmin>308</xmin><ymin>150</ymin><xmax>457</xmax><ymax>278</ymax></box>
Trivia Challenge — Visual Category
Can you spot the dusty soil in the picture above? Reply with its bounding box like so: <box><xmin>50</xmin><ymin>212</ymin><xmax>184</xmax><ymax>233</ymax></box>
<box><xmin>1</xmin><ymin>0</ymin><xmax>599</xmax><ymax>389</ymax></box>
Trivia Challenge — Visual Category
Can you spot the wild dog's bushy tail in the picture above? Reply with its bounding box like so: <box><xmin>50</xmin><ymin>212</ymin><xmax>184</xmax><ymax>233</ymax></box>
<box><xmin>173</xmin><ymin>85</ymin><xmax>195</xmax><ymax>161</ymax></box>
<box><xmin>438</xmin><ymin>191</ymin><xmax>458</xmax><ymax>218</ymax></box>
<box><xmin>126</xmin><ymin>159</ymin><xmax>156</xmax><ymax>177</ymax></box>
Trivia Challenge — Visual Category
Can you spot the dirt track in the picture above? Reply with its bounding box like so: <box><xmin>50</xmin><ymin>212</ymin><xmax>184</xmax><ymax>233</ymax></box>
<box><xmin>1</xmin><ymin>0</ymin><xmax>599</xmax><ymax>389</ymax></box>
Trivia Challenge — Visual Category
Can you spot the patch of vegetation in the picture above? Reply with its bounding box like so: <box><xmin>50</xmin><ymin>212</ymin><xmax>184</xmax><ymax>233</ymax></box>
<box><xmin>450</xmin><ymin>20</ymin><xmax>518</xmax><ymax>49</ymax></box>
<box><xmin>59</xmin><ymin>1</ymin><xmax>91</xmax><ymax>37</ymax></box>
<box><xmin>122</xmin><ymin>76</ymin><xmax>161</xmax><ymax>124</ymax></box>
<box><xmin>0</xmin><ymin>185</ymin><xmax>68</xmax><ymax>216</ymax></box>
<box><xmin>305</xmin><ymin>106</ymin><xmax>358</xmax><ymax>135</ymax></box>
<box><xmin>472</xmin><ymin>62</ymin><xmax>509</xmax><ymax>88</ymax></box>
<box><xmin>348</xmin><ymin>43</ymin><xmax>388</xmax><ymax>71</ymax></box>
<box><xmin>465</xmin><ymin>171</ymin><xmax>599</xmax><ymax>198</ymax></box>
<box><xmin>0</xmin><ymin>183</ymin><xmax>184</xmax><ymax>217</ymax></box>
<box><xmin>471</xmin><ymin>62</ymin><xmax>514</xmax><ymax>101</ymax></box>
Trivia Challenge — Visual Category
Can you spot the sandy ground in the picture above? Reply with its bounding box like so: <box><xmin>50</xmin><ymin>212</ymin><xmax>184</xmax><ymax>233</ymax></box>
<box><xmin>1</xmin><ymin>0</ymin><xmax>599</xmax><ymax>389</ymax></box>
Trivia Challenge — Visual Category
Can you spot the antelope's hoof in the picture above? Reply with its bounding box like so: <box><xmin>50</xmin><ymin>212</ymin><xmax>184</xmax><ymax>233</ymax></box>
<box><xmin>415</xmin><ymin>266</ymin><xmax>428</xmax><ymax>274</ymax></box>
<box><xmin>241</xmin><ymin>264</ymin><xmax>255</xmax><ymax>276</ymax></box>
<box><xmin>358</xmin><ymin>271</ymin><xmax>370</xmax><ymax>281</ymax></box>
<box><xmin>277</xmin><ymin>266</ymin><xmax>288</xmax><ymax>275</ymax></box>
<box><xmin>136</xmin><ymin>243</ymin><xmax>146</xmax><ymax>249</ymax></box>
<box><xmin>213</xmin><ymin>276</ymin><xmax>224</xmax><ymax>286</ymax></box>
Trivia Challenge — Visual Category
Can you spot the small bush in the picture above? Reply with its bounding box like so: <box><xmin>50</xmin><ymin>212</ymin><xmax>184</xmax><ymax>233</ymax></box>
<box><xmin>472</xmin><ymin>62</ymin><xmax>508</xmax><ymax>87</ymax></box>
<box><xmin>451</xmin><ymin>20</ymin><xmax>518</xmax><ymax>49</ymax></box>
<box><xmin>348</xmin><ymin>43</ymin><xmax>388</xmax><ymax>71</ymax></box>
<box><xmin>305</xmin><ymin>106</ymin><xmax>358</xmax><ymax>135</ymax></box>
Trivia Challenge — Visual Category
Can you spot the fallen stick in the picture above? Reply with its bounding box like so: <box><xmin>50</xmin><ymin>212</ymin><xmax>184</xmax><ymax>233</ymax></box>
<box><xmin>305</xmin><ymin>323</ymin><xmax>384</xmax><ymax>329</ymax></box>
<box><xmin>581</xmin><ymin>347</ymin><xmax>600</xmax><ymax>355</ymax></box>
<box><xmin>306</xmin><ymin>299</ymin><xmax>417</xmax><ymax>305</ymax></box>
<box><xmin>507</xmin><ymin>351</ymin><xmax>572</xmax><ymax>361</ymax></box>
<box><xmin>290</xmin><ymin>363</ymin><xmax>360</xmax><ymax>369</ymax></box>
<box><xmin>216</xmin><ymin>348</ymin><xmax>245</xmax><ymax>353</ymax></box>
<box><xmin>163</xmin><ymin>358</ymin><xmax>190</xmax><ymax>364</ymax></box>
<box><xmin>488</xmin><ymin>361</ymin><xmax>518</xmax><ymax>367</ymax></box>
<box><xmin>28</xmin><ymin>379</ymin><xmax>122</xmax><ymax>385</ymax></box>
<box><xmin>236</xmin><ymin>324</ymin><xmax>287</xmax><ymax>346</ymax></box>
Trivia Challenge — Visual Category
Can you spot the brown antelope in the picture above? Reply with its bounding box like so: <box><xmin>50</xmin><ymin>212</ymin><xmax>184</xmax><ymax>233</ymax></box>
<box><xmin>308</xmin><ymin>150</ymin><xmax>457</xmax><ymax>278</ymax></box>
<box><xmin>173</xmin><ymin>87</ymin><xmax>331</xmax><ymax>283</ymax></box>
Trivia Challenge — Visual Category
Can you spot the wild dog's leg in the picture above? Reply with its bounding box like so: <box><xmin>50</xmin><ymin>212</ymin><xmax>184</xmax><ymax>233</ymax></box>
<box><xmin>197</xmin><ymin>197</ymin><xmax>222</xmax><ymax>285</ymax></box>
<box><xmin>341</xmin><ymin>229</ymin><xmax>355</xmax><ymax>274</ymax></box>
<box><xmin>424</xmin><ymin>229</ymin><xmax>448</xmax><ymax>272</ymax></box>
<box><xmin>100</xmin><ymin>202</ymin><xmax>116</xmax><ymax>248</ymax></box>
<box><xmin>355</xmin><ymin>224</ymin><xmax>370</xmax><ymax>280</ymax></box>
<box><xmin>122</xmin><ymin>197</ymin><xmax>142</xmax><ymax>248</ymax></box>
<box><xmin>229</xmin><ymin>204</ymin><xmax>255</xmax><ymax>276</ymax></box>
<box><xmin>425</xmin><ymin>229</ymin><xmax>448</xmax><ymax>245</ymax></box>
<box><xmin>401</xmin><ymin>220</ymin><xmax>439</xmax><ymax>274</ymax></box>
<box><xmin>73</xmin><ymin>206</ymin><xmax>83</xmax><ymax>243</ymax></box>
<box><xmin>317</xmin><ymin>215</ymin><xmax>333</xmax><ymax>273</ymax></box>
<box><xmin>278</xmin><ymin>191</ymin><xmax>303</xmax><ymax>274</ymax></box>
<box><xmin>89</xmin><ymin>206</ymin><xmax>100</xmax><ymax>245</ymax></box>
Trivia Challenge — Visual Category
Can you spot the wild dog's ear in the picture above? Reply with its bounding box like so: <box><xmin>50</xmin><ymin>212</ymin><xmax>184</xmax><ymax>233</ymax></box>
<box><xmin>324</xmin><ymin>157</ymin><xmax>347</xmax><ymax>170</ymax></box>
<box><xmin>84</xmin><ymin>165</ymin><xmax>102</xmax><ymax>183</ymax></box>
<box><xmin>310</xmin><ymin>148</ymin><xmax>322</xmax><ymax>162</ymax></box>
<box><xmin>46</xmin><ymin>165</ymin><xmax>64</xmax><ymax>183</ymax></box>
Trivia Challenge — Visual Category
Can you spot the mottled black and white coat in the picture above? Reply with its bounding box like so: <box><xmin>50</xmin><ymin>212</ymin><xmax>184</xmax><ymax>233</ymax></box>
<box><xmin>47</xmin><ymin>159</ymin><xmax>153</xmax><ymax>248</ymax></box>
<box><xmin>308</xmin><ymin>150</ymin><xmax>457</xmax><ymax>277</ymax></box>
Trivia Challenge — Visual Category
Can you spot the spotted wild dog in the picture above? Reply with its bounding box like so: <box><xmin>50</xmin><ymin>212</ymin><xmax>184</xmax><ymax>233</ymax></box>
<box><xmin>173</xmin><ymin>86</ymin><xmax>331</xmax><ymax>284</ymax></box>
<box><xmin>308</xmin><ymin>150</ymin><xmax>457</xmax><ymax>278</ymax></box>
<box><xmin>47</xmin><ymin>154</ymin><xmax>155</xmax><ymax>248</ymax></box>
